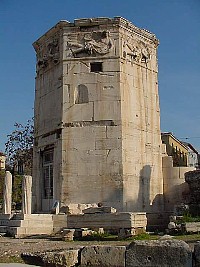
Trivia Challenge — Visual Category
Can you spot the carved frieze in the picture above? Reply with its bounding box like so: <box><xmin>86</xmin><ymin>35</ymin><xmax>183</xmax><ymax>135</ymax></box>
<box><xmin>66</xmin><ymin>31</ymin><xmax>113</xmax><ymax>58</ymax></box>
<box><xmin>35</xmin><ymin>37</ymin><xmax>60</xmax><ymax>73</ymax></box>
<box><xmin>123</xmin><ymin>38</ymin><xmax>152</xmax><ymax>64</ymax></box>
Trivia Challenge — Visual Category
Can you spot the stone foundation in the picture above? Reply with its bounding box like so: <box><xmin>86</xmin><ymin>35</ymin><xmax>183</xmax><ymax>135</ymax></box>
<box><xmin>67</xmin><ymin>212</ymin><xmax>147</xmax><ymax>232</ymax></box>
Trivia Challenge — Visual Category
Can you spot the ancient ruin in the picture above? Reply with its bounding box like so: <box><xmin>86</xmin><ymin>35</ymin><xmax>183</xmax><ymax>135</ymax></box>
<box><xmin>3</xmin><ymin>171</ymin><xmax>12</xmax><ymax>215</ymax></box>
<box><xmin>32</xmin><ymin>17</ymin><xmax>164</xmax><ymax>217</ymax></box>
<box><xmin>0</xmin><ymin>17</ymin><xmax>198</xmax><ymax>238</ymax></box>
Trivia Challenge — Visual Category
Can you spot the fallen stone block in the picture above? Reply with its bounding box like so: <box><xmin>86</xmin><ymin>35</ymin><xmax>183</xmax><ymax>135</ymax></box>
<box><xmin>118</xmin><ymin>227</ymin><xmax>144</xmax><ymax>238</ymax></box>
<box><xmin>81</xmin><ymin>245</ymin><xmax>126</xmax><ymax>267</ymax></box>
<box><xmin>62</xmin><ymin>228</ymin><xmax>75</xmax><ymax>241</ymax></box>
<box><xmin>194</xmin><ymin>242</ymin><xmax>200</xmax><ymax>267</ymax></box>
<box><xmin>126</xmin><ymin>240</ymin><xmax>192</xmax><ymax>267</ymax></box>
<box><xmin>43</xmin><ymin>250</ymin><xmax>79</xmax><ymax>267</ymax></box>
<box><xmin>22</xmin><ymin>249</ymin><xmax>80</xmax><ymax>267</ymax></box>
<box><xmin>185</xmin><ymin>222</ymin><xmax>200</xmax><ymax>233</ymax></box>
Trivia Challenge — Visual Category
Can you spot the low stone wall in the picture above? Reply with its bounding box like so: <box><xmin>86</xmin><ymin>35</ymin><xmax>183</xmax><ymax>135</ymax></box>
<box><xmin>22</xmin><ymin>239</ymin><xmax>196</xmax><ymax>267</ymax></box>
<box><xmin>67</xmin><ymin>212</ymin><xmax>147</xmax><ymax>231</ymax></box>
<box><xmin>163</xmin><ymin>156</ymin><xmax>195</xmax><ymax>212</ymax></box>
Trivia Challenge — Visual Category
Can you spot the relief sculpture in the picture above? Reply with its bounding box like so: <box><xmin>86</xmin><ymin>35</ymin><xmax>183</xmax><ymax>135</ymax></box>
<box><xmin>66</xmin><ymin>31</ymin><xmax>113</xmax><ymax>57</ymax></box>
<box><xmin>36</xmin><ymin>38</ymin><xmax>60</xmax><ymax>73</ymax></box>
<box><xmin>124</xmin><ymin>39</ymin><xmax>151</xmax><ymax>63</ymax></box>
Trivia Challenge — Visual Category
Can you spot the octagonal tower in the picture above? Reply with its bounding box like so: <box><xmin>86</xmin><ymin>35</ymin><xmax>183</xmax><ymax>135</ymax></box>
<box><xmin>32</xmin><ymin>17</ymin><xmax>163</xmax><ymax>214</ymax></box>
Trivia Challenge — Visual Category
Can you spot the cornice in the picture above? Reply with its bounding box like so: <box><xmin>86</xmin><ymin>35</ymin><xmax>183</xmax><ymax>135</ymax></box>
<box><xmin>33</xmin><ymin>17</ymin><xmax>159</xmax><ymax>50</ymax></box>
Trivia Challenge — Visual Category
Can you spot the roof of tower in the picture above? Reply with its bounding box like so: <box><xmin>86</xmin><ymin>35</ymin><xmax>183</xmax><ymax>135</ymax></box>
<box><xmin>33</xmin><ymin>16</ymin><xmax>159</xmax><ymax>49</ymax></box>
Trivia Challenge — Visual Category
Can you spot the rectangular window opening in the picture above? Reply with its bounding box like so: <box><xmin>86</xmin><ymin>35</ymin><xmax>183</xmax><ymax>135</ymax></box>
<box><xmin>43</xmin><ymin>149</ymin><xmax>53</xmax><ymax>199</ymax></box>
<box><xmin>90</xmin><ymin>62</ymin><xmax>103</xmax><ymax>72</ymax></box>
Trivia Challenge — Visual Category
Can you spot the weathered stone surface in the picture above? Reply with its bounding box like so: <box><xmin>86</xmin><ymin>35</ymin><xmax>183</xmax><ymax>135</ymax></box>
<box><xmin>22</xmin><ymin>249</ymin><xmax>80</xmax><ymax>267</ymax></box>
<box><xmin>185</xmin><ymin>170</ymin><xmax>200</xmax><ymax>204</ymax></box>
<box><xmin>163</xmin><ymin>156</ymin><xmax>194</xmax><ymax>212</ymax></box>
<box><xmin>194</xmin><ymin>242</ymin><xmax>200</xmax><ymax>267</ymax></box>
<box><xmin>126</xmin><ymin>240</ymin><xmax>192</xmax><ymax>267</ymax></box>
<box><xmin>22</xmin><ymin>175</ymin><xmax>32</xmax><ymax>214</ymax></box>
<box><xmin>159</xmin><ymin>234</ymin><xmax>173</xmax><ymax>240</ymax></box>
<box><xmin>81</xmin><ymin>246</ymin><xmax>126</xmax><ymax>267</ymax></box>
<box><xmin>83</xmin><ymin>206</ymin><xmax>117</xmax><ymax>214</ymax></box>
<box><xmin>7</xmin><ymin>214</ymin><xmax>54</xmax><ymax>238</ymax></box>
<box><xmin>67</xmin><ymin>212</ymin><xmax>147</xmax><ymax>230</ymax></box>
<box><xmin>32</xmin><ymin>17</ymin><xmax>164</xmax><ymax>214</ymax></box>
<box><xmin>185</xmin><ymin>222</ymin><xmax>200</xmax><ymax>233</ymax></box>
<box><xmin>62</xmin><ymin>228</ymin><xmax>75</xmax><ymax>241</ymax></box>
<box><xmin>3</xmin><ymin>171</ymin><xmax>12</xmax><ymax>214</ymax></box>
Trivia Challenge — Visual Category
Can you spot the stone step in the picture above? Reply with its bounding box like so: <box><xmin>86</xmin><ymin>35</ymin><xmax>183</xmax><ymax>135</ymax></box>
<box><xmin>11</xmin><ymin>214</ymin><xmax>53</xmax><ymax>221</ymax></box>
<box><xmin>0</xmin><ymin>225</ymin><xmax>8</xmax><ymax>233</ymax></box>
<box><xmin>9</xmin><ymin>219</ymin><xmax>53</xmax><ymax>228</ymax></box>
<box><xmin>0</xmin><ymin>214</ymin><xmax>12</xmax><ymax>220</ymax></box>
<box><xmin>8</xmin><ymin>226</ymin><xmax>53</xmax><ymax>238</ymax></box>
<box><xmin>52</xmin><ymin>214</ymin><xmax>67</xmax><ymax>228</ymax></box>
<box><xmin>0</xmin><ymin>219</ymin><xmax>10</xmax><ymax>226</ymax></box>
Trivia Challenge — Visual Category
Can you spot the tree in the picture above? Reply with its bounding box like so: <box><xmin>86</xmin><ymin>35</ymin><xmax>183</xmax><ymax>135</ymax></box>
<box><xmin>5</xmin><ymin>118</ymin><xmax>34</xmax><ymax>175</ymax></box>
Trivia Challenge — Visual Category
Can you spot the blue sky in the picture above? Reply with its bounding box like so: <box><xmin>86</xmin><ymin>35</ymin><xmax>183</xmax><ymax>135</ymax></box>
<box><xmin>0</xmin><ymin>0</ymin><xmax>200</xmax><ymax>152</ymax></box>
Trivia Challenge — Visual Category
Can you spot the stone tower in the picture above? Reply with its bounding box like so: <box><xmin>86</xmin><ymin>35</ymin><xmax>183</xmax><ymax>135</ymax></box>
<box><xmin>32</xmin><ymin>17</ymin><xmax>163</xmax><ymax>214</ymax></box>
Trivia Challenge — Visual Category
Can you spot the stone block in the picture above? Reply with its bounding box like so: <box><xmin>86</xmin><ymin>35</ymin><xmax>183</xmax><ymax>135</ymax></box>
<box><xmin>83</xmin><ymin>206</ymin><xmax>117</xmax><ymax>214</ymax></box>
<box><xmin>22</xmin><ymin>249</ymin><xmax>80</xmax><ymax>267</ymax></box>
<box><xmin>62</xmin><ymin>228</ymin><xmax>75</xmax><ymax>241</ymax></box>
<box><xmin>185</xmin><ymin>222</ymin><xmax>200</xmax><ymax>233</ymax></box>
<box><xmin>126</xmin><ymin>240</ymin><xmax>192</xmax><ymax>267</ymax></box>
<box><xmin>73</xmin><ymin>73</ymin><xmax>98</xmax><ymax>84</ymax></box>
<box><xmin>95</xmin><ymin>138</ymin><xmax>121</xmax><ymax>150</ymax></box>
<box><xmin>74</xmin><ymin>228</ymin><xmax>94</xmax><ymax>238</ymax></box>
<box><xmin>64</xmin><ymin>102</ymin><xmax>93</xmax><ymax>122</ymax></box>
<box><xmin>81</xmin><ymin>246</ymin><xmax>126</xmax><ymax>267</ymax></box>
<box><xmin>77</xmin><ymin>161</ymin><xmax>104</xmax><ymax>176</ymax></box>
<box><xmin>101</xmin><ymin>59</ymin><xmax>120</xmax><ymax>72</ymax></box>
<box><xmin>96</xmin><ymin>84</ymin><xmax>121</xmax><ymax>102</ymax></box>
<box><xmin>94</xmin><ymin>100</ymin><xmax>121</xmax><ymax>121</ymax></box>
<box><xmin>194</xmin><ymin>242</ymin><xmax>200</xmax><ymax>267</ymax></box>
<box><xmin>73</xmin><ymin>137</ymin><xmax>95</xmax><ymax>150</ymax></box>
<box><xmin>52</xmin><ymin>214</ymin><xmax>67</xmax><ymax>232</ymax></box>
<box><xmin>107</xmin><ymin>125</ymin><xmax>122</xmax><ymax>139</ymax></box>
<box><xmin>67</xmin><ymin>212</ymin><xmax>147</xmax><ymax>230</ymax></box>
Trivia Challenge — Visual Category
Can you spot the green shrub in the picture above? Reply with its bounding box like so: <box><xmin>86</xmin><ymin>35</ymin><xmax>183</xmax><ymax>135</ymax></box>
<box><xmin>176</xmin><ymin>212</ymin><xmax>200</xmax><ymax>223</ymax></box>
<box><xmin>76</xmin><ymin>232</ymin><xmax>117</xmax><ymax>241</ymax></box>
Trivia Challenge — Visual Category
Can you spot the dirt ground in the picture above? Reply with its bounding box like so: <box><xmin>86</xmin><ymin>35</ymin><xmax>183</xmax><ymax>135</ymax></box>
<box><xmin>0</xmin><ymin>236</ymin><xmax>131</xmax><ymax>263</ymax></box>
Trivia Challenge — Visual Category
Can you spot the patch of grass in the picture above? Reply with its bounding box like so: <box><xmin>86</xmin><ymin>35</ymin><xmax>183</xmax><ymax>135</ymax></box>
<box><xmin>173</xmin><ymin>233</ymin><xmax>200</xmax><ymax>241</ymax></box>
<box><xmin>76</xmin><ymin>232</ymin><xmax>159</xmax><ymax>242</ymax></box>
<box><xmin>126</xmin><ymin>233</ymin><xmax>159</xmax><ymax>241</ymax></box>
<box><xmin>176</xmin><ymin>212</ymin><xmax>200</xmax><ymax>224</ymax></box>
<box><xmin>0</xmin><ymin>256</ymin><xmax>24</xmax><ymax>263</ymax></box>
<box><xmin>76</xmin><ymin>232</ymin><xmax>118</xmax><ymax>241</ymax></box>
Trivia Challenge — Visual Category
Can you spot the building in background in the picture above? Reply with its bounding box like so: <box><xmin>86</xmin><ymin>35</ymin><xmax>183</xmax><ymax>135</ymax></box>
<box><xmin>161</xmin><ymin>132</ymin><xmax>188</xmax><ymax>167</ymax></box>
<box><xmin>182</xmin><ymin>142</ymin><xmax>200</xmax><ymax>169</ymax></box>
<box><xmin>0</xmin><ymin>152</ymin><xmax>5</xmax><ymax>170</ymax></box>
